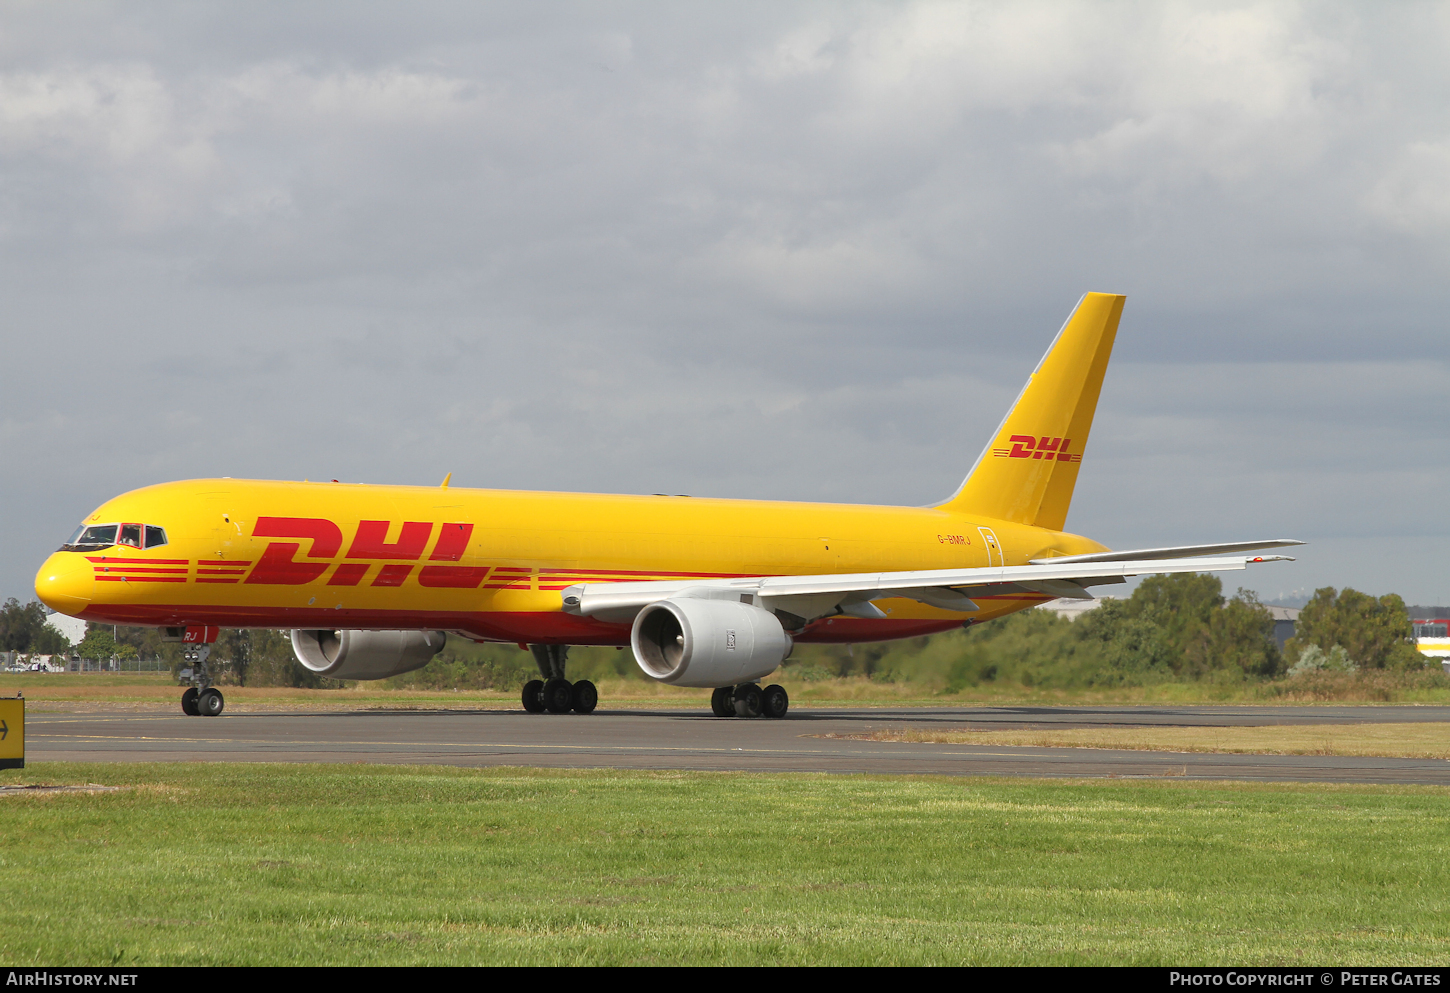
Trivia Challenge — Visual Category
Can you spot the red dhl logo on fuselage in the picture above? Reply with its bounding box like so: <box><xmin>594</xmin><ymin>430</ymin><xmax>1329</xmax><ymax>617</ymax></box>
<box><xmin>244</xmin><ymin>517</ymin><xmax>484</xmax><ymax>588</ymax></box>
<box><xmin>991</xmin><ymin>435</ymin><xmax>1082</xmax><ymax>462</ymax></box>
<box><xmin>86</xmin><ymin>517</ymin><xmax>744</xmax><ymax>591</ymax></box>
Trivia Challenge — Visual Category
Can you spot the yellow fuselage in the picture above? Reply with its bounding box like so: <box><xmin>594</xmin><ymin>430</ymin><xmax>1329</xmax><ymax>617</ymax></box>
<box><xmin>35</xmin><ymin>478</ymin><xmax>1108</xmax><ymax>644</ymax></box>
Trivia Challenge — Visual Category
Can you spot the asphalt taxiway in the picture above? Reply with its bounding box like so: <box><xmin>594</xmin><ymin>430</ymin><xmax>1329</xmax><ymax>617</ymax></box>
<box><xmin>22</xmin><ymin>704</ymin><xmax>1450</xmax><ymax>785</ymax></box>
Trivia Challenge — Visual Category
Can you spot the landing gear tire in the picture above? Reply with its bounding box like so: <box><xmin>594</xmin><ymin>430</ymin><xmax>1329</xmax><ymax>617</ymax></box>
<box><xmin>522</xmin><ymin>679</ymin><xmax>546</xmax><ymax>713</ymax></box>
<box><xmin>198</xmin><ymin>687</ymin><xmax>225</xmax><ymax>717</ymax></box>
<box><xmin>181</xmin><ymin>687</ymin><xmax>200</xmax><ymax>716</ymax></box>
<box><xmin>543</xmin><ymin>677</ymin><xmax>573</xmax><ymax>714</ymax></box>
<box><xmin>711</xmin><ymin>686</ymin><xmax>736</xmax><ymax>718</ymax></box>
<box><xmin>571</xmin><ymin>679</ymin><xmax>598</xmax><ymax>714</ymax></box>
<box><xmin>733</xmin><ymin>683</ymin><xmax>763</xmax><ymax>719</ymax></box>
<box><xmin>761</xmin><ymin>684</ymin><xmax>789</xmax><ymax>719</ymax></box>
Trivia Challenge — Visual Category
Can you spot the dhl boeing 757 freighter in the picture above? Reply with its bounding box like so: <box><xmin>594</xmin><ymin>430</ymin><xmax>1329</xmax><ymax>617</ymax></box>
<box><xmin>34</xmin><ymin>293</ymin><xmax>1299</xmax><ymax>719</ymax></box>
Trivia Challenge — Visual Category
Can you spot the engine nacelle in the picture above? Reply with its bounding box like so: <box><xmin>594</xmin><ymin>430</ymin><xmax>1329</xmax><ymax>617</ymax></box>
<box><xmin>290</xmin><ymin>629</ymin><xmax>447</xmax><ymax>680</ymax></box>
<box><xmin>631</xmin><ymin>596</ymin><xmax>792</xmax><ymax>688</ymax></box>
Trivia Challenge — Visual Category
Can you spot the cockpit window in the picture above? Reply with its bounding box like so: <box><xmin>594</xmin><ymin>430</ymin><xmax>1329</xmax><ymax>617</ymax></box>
<box><xmin>62</xmin><ymin>524</ymin><xmax>118</xmax><ymax>551</ymax></box>
<box><xmin>61</xmin><ymin>522</ymin><xmax>168</xmax><ymax>553</ymax></box>
<box><xmin>80</xmin><ymin>524</ymin><xmax>118</xmax><ymax>545</ymax></box>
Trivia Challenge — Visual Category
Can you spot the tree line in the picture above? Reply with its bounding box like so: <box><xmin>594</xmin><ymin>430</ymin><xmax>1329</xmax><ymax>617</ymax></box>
<box><xmin>0</xmin><ymin>599</ymin><xmax>71</xmax><ymax>654</ymax></box>
<box><xmin>780</xmin><ymin>575</ymin><xmax>1430</xmax><ymax>689</ymax></box>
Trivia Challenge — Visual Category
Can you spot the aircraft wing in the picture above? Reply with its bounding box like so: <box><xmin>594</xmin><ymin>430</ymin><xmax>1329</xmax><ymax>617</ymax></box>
<box><xmin>561</xmin><ymin>546</ymin><xmax>1299</xmax><ymax>624</ymax></box>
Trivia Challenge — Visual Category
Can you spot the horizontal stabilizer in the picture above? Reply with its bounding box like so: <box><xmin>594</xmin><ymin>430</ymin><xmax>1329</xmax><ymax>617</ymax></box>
<box><xmin>1030</xmin><ymin>539</ymin><xmax>1304</xmax><ymax>565</ymax></box>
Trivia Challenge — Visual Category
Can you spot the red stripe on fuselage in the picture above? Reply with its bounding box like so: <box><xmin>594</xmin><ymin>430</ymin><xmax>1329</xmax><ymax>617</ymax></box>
<box><xmin>92</xmin><ymin>567</ymin><xmax>188</xmax><ymax>574</ymax></box>
<box><xmin>85</xmin><ymin>556</ymin><xmax>188</xmax><ymax>565</ymax></box>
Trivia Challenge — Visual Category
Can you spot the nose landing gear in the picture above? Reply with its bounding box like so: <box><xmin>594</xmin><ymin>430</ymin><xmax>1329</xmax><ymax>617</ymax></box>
<box><xmin>178</xmin><ymin>644</ymin><xmax>224</xmax><ymax>716</ymax></box>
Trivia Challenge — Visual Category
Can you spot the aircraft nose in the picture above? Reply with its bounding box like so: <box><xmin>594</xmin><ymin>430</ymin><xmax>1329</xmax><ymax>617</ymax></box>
<box><xmin>35</xmin><ymin>552</ymin><xmax>94</xmax><ymax>616</ymax></box>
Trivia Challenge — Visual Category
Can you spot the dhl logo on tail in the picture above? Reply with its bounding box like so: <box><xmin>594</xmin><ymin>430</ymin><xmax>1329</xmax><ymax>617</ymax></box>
<box><xmin>991</xmin><ymin>435</ymin><xmax>1083</xmax><ymax>462</ymax></box>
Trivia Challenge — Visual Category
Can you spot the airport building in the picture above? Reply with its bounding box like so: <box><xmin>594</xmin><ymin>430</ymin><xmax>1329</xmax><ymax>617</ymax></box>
<box><xmin>1412</xmin><ymin>615</ymin><xmax>1450</xmax><ymax>672</ymax></box>
<box><xmin>1267</xmin><ymin>605</ymin><xmax>1300</xmax><ymax>650</ymax></box>
<box><xmin>1035</xmin><ymin>596</ymin><xmax>1114</xmax><ymax>621</ymax></box>
<box><xmin>45</xmin><ymin>611</ymin><xmax>87</xmax><ymax>646</ymax></box>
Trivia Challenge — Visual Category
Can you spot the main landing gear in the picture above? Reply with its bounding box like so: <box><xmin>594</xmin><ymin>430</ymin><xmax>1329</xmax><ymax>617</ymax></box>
<box><xmin>178</xmin><ymin>645</ymin><xmax>225</xmax><ymax>717</ymax></box>
<box><xmin>711</xmin><ymin>683</ymin><xmax>788</xmax><ymax>719</ymax></box>
<box><xmin>521</xmin><ymin>644</ymin><xmax>597</xmax><ymax>715</ymax></box>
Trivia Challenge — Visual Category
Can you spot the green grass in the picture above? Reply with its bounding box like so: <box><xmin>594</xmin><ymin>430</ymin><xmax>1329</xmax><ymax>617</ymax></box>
<box><xmin>1</xmin><ymin>764</ymin><xmax>1447</xmax><ymax>965</ymax></box>
<box><xmin>845</xmin><ymin>722</ymin><xmax>1450</xmax><ymax>758</ymax></box>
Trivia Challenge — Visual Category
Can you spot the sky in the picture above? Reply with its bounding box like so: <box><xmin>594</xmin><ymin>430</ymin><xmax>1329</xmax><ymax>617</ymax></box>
<box><xmin>2</xmin><ymin>1</ymin><xmax>1449</xmax><ymax>607</ymax></box>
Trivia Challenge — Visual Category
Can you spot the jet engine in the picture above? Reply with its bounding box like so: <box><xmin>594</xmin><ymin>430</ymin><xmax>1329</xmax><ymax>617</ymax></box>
<box><xmin>290</xmin><ymin>629</ymin><xmax>447</xmax><ymax>680</ymax></box>
<box><xmin>631</xmin><ymin>595</ymin><xmax>792</xmax><ymax>688</ymax></box>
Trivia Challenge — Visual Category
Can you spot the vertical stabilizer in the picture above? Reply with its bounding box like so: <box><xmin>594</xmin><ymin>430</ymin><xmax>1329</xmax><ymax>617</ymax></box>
<box><xmin>937</xmin><ymin>292</ymin><xmax>1125</xmax><ymax>531</ymax></box>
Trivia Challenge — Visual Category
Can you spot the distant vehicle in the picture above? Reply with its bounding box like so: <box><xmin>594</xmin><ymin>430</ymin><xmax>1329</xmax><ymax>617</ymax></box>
<box><xmin>34</xmin><ymin>292</ymin><xmax>1301</xmax><ymax>720</ymax></box>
